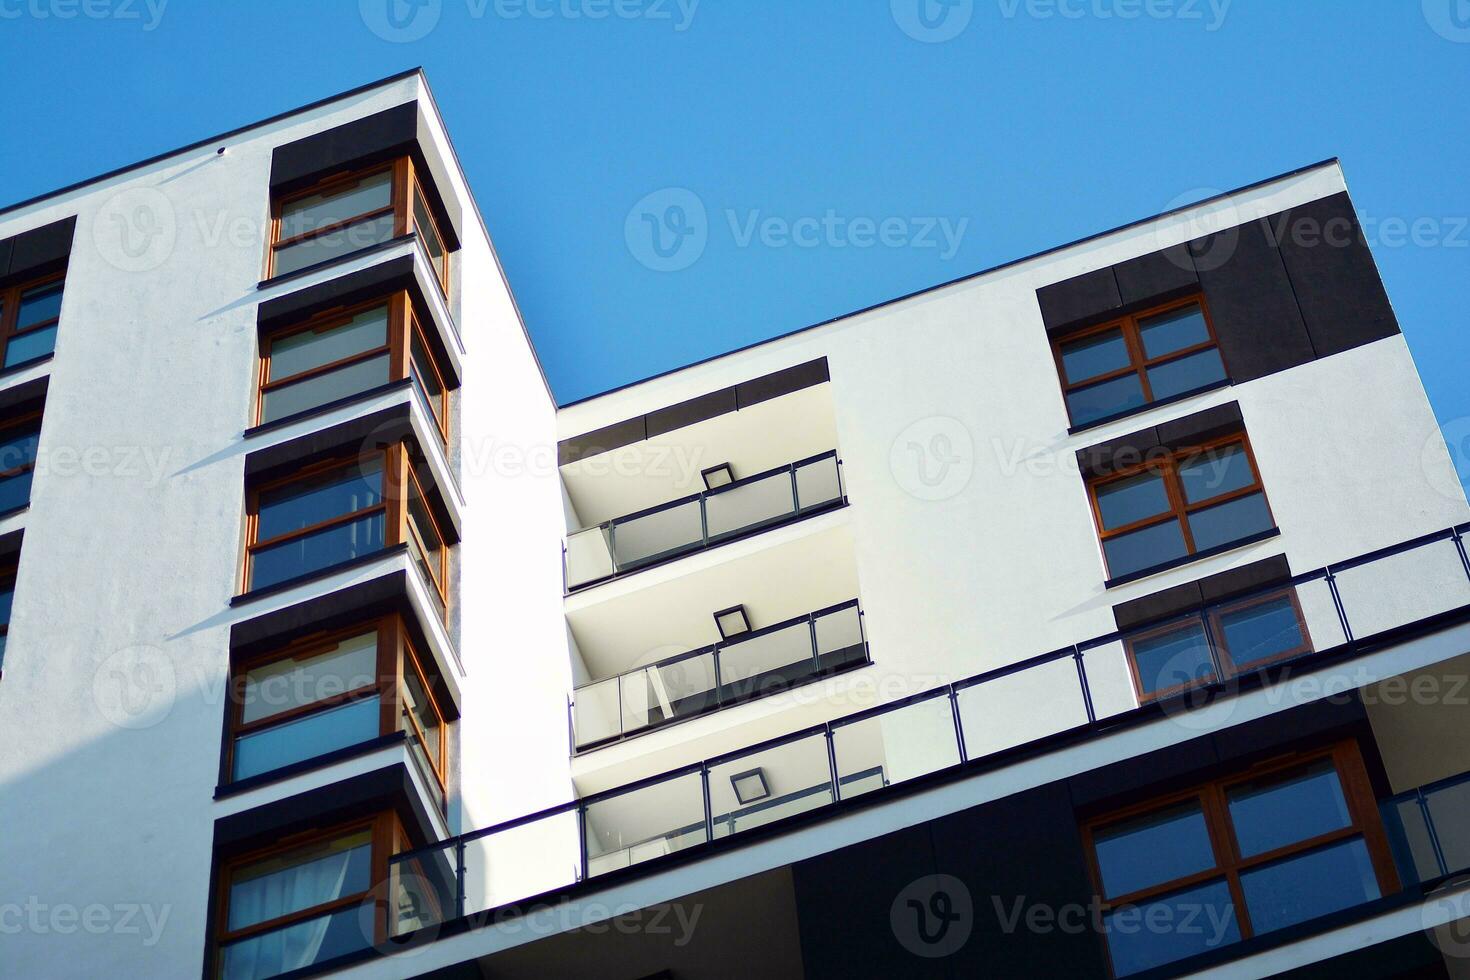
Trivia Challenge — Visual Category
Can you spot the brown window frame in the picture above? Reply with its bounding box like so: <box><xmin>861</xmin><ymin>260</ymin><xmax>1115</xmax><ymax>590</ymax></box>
<box><xmin>0</xmin><ymin>271</ymin><xmax>65</xmax><ymax>370</ymax></box>
<box><xmin>255</xmin><ymin>291</ymin><xmax>452</xmax><ymax>442</ymax></box>
<box><xmin>1087</xmin><ymin>432</ymin><xmax>1275</xmax><ymax>576</ymax></box>
<box><xmin>241</xmin><ymin>443</ymin><xmax>452</xmax><ymax>616</ymax></box>
<box><xmin>0</xmin><ymin>409</ymin><xmax>41</xmax><ymax>509</ymax></box>
<box><xmin>400</xmin><ymin>631</ymin><xmax>448</xmax><ymax>788</ymax></box>
<box><xmin>1124</xmin><ymin>586</ymin><xmax>1315</xmax><ymax>704</ymax></box>
<box><xmin>1081</xmin><ymin>740</ymin><xmax>1398</xmax><ymax>976</ymax></box>
<box><xmin>224</xmin><ymin>614</ymin><xmax>449</xmax><ymax>792</ymax></box>
<box><xmin>268</xmin><ymin>158</ymin><xmax>452</xmax><ymax>294</ymax></box>
<box><xmin>1052</xmin><ymin>295</ymin><xmax>1228</xmax><ymax>426</ymax></box>
<box><xmin>212</xmin><ymin>810</ymin><xmax>413</xmax><ymax>975</ymax></box>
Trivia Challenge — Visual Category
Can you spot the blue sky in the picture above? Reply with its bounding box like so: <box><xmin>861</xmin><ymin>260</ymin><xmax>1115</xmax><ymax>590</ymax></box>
<box><xmin>0</xmin><ymin>1</ymin><xmax>1467</xmax><ymax>474</ymax></box>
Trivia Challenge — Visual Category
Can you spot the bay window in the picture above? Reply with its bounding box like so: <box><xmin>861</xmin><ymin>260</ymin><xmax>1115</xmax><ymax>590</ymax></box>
<box><xmin>0</xmin><ymin>412</ymin><xmax>40</xmax><ymax>515</ymax></box>
<box><xmin>0</xmin><ymin>273</ymin><xmax>65</xmax><ymax>370</ymax></box>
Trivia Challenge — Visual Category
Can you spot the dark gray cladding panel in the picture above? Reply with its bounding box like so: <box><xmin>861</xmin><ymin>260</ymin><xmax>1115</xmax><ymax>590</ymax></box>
<box><xmin>1112</xmin><ymin>553</ymin><xmax>1293</xmax><ymax>630</ymax></box>
<box><xmin>1113</xmin><ymin>243</ymin><xmax>1198</xmax><ymax>306</ymax></box>
<box><xmin>0</xmin><ymin>216</ymin><xmax>77</xmax><ymax>286</ymax></box>
<box><xmin>1273</xmin><ymin>192</ymin><xmax>1400</xmax><ymax>358</ymax></box>
<box><xmin>1037</xmin><ymin>266</ymin><xmax>1122</xmax><ymax>333</ymax></box>
<box><xmin>0</xmin><ymin>375</ymin><xmax>47</xmax><ymax>417</ymax></box>
<box><xmin>257</xmin><ymin>255</ymin><xmax>415</xmax><ymax>329</ymax></box>
<box><xmin>557</xmin><ymin>416</ymin><xmax>648</xmax><ymax>467</ymax></box>
<box><xmin>1077</xmin><ymin>402</ymin><xmax>1243</xmax><ymax>480</ymax></box>
<box><xmin>735</xmin><ymin>357</ymin><xmax>830</xmax><ymax>407</ymax></box>
<box><xmin>1190</xmin><ymin>217</ymin><xmax>1317</xmax><ymax>383</ymax></box>
<box><xmin>1076</xmin><ymin>424</ymin><xmax>1162</xmax><ymax>480</ymax></box>
<box><xmin>644</xmin><ymin>387</ymin><xmax>737</xmax><ymax>438</ymax></box>
<box><xmin>1155</xmin><ymin>399</ymin><xmax>1243</xmax><ymax>449</ymax></box>
<box><xmin>270</xmin><ymin>101</ymin><xmax>463</xmax><ymax>250</ymax></box>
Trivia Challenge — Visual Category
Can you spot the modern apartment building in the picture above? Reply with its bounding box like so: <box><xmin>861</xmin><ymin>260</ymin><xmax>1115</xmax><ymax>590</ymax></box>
<box><xmin>1</xmin><ymin>68</ymin><xmax>1469</xmax><ymax>979</ymax></box>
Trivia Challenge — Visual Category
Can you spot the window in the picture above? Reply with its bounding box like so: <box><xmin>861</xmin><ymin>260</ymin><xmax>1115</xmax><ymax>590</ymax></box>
<box><xmin>269</xmin><ymin>160</ymin><xmax>452</xmax><ymax>292</ymax></box>
<box><xmin>242</xmin><ymin>444</ymin><xmax>453</xmax><ymax>607</ymax></box>
<box><xmin>225</xmin><ymin>615</ymin><xmax>449</xmax><ymax>790</ymax></box>
<box><xmin>1055</xmin><ymin>297</ymin><xmax>1228</xmax><ymax>428</ymax></box>
<box><xmin>214</xmin><ymin>812</ymin><xmax>411</xmax><ymax>979</ymax></box>
<box><xmin>0</xmin><ymin>412</ymin><xmax>41</xmax><ymax>515</ymax></box>
<box><xmin>255</xmin><ymin>292</ymin><xmax>451</xmax><ymax>438</ymax></box>
<box><xmin>0</xmin><ymin>273</ymin><xmax>65</xmax><ymax>370</ymax></box>
<box><xmin>0</xmin><ymin>556</ymin><xmax>15</xmax><ymax>673</ymax></box>
<box><xmin>1125</xmin><ymin>587</ymin><xmax>1314</xmax><ymax>702</ymax></box>
<box><xmin>1088</xmin><ymin>435</ymin><xmax>1275</xmax><ymax>581</ymax></box>
<box><xmin>1082</xmin><ymin>742</ymin><xmax>1396</xmax><ymax>976</ymax></box>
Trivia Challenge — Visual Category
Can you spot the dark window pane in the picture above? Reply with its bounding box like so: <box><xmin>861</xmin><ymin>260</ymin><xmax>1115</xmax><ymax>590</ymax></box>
<box><xmin>1130</xmin><ymin>620</ymin><xmax>1214</xmax><ymax>696</ymax></box>
<box><xmin>0</xmin><ymin>585</ymin><xmax>13</xmax><ymax>625</ymax></box>
<box><xmin>278</xmin><ymin>170</ymin><xmax>392</xmax><ymax>241</ymax></box>
<box><xmin>1138</xmin><ymin>304</ymin><xmax>1209</xmax><ymax>358</ymax></box>
<box><xmin>17</xmin><ymin>283</ymin><xmax>63</xmax><ymax>328</ymax></box>
<box><xmin>260</xmin><ymin>353</ymin><xmax>391</xmax><ymax>423</ymax></box>
<box><xmin>1186</xmin><ymin>492</ymin><xmax>1273</xmax><ymax>552</ymax></box>
<box><xmin>1096</xmin><ymin>471</ymin><xmax>1171</xmax><ymax>530</ymax></box>
<box><xmin>0</xmin><ymin>426</ymin><xmax>40</xmax><ymax>472</ymax></box>
<box><xmin>1178</xmin><ymin>443</ymin><xmax>1253</xmax><ymax>504</ymax></box>
<box><xmin>273</xmin><ymin>212</ymin><xmax>397</xmax><ymax>277</ymax></box>
<box><xmin>1094</xmin><ymin>800</ymin><xmax>1217</xmax><ymax>898</ymax></box>
<box><xmin>1227</xmin><ymin>759</ymin><xmax>1351</xmax><ymax>857</ymax></box>
<box><xmin>1066</xmin><ymin>373</ymin><xmax>1146</xmax><ymax>426</ymax></box>
<box><xmin>413</xmin><ymin>188</ymin><xmax>447</xmax><ymax>275</ymax></box>
<box><xmin>1104</xmin><ymin>879</ymin><xmax>1239</xmax><ymax>976</ymax></box>
<box><xmin>3</xmin><ymin>324</ymin><xmax>57</xmax><ymax>367</ymax></box>
<box><xmin>257</xmin><ymin>458</ymin><xmax>384</xmax><ymax>542</ymax></box>
<box><xmin>1239</xmin><ymin>837</ymin><xmax>1379</xmax><ymax>934</ymax></box>
<box><xmin>1061</xmin><ymin>328</ymin><xmax>1131</xmax><ymax>384</ymax></box>
<box><xmin>1146</xmin><ymin>348</ymin><xmax>1227</xmax><ymax>400</ymax></box>
<box><xmin>240</xmin><ymin>631</ymin><xmax>378</xmax><ymax>725</ymax></box>
<box><xmin>227</xmin><ymin>830</ymin><xmax>373</xmax><ymax>930</ymax></box>
<box><xmin>1104</xmin><ymin>519</ymin><xmax>1189</xmax><ymax>578</ymax></box>
<box><xmin>1219</xmin><ymin>595</ymin><xmax>1308</xmax><ymax>670</ymax></box>
<box><xmin>232</xmin><ymin>695</ymin><xmax>381</xmax><ymax>780</ymax></box>
<box><xmin>0</xmin><ymin>470</ymin><xmax>34</xmax><ymax>513</ymax></box>
<box><xmin>220</xmin><ymin>907</ymin><xmax>372</xmax><ymax>979</ymax></box>
<box><xmin>407</xmin><ymin>488</ymin><xmax>443</xmax><ymax>588</ymax></box>
<box><xmin>268</xmin><ymin>306</ymin><xmax>388</xmax><ymax>382</ymax></box>
<box><xmin>250</xmin><ymin>513</ymin><xmax>386</xmax><ymax>590</ymax></box>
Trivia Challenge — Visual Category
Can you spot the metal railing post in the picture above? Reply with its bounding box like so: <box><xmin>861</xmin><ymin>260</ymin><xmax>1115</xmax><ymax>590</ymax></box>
<box><xmin>1454</xmin><ymin>528</ymin><xmax>1470</xmax><ymax>585</ymax></box>
<box><xmin>712</xmin><ymin>644</ymin><xmax>724</xmax><ymax>709</ymax></box>
<box><xmin>701</xmin><ymin>764</ymin><xmax>715</xmax><ymax>843</ymax></box>
<box><xmin>1073</xmin><ymin>647</ymin><xmax>1097</xmax><ymax>725</ymax></box>
<box><xmin>789</xmin><ymin>463</ymin><xmax>800</xmax><ymax>513</ymax></box>
<box><xmin>699</xmin><ymin>493</ymin><xmax>709</xmax><ymax>547</ymax></box>
<box><xmin>808</xmin><ymin>613</ymin><xmax>820</xmax><ymax>669</ymax></box>
<box><xmin>1326</xmin><ymin>569</ymin><xmax>1355</xmax><ymax>645</ymax></box>
<box><xmin>948</xmin><ymin>686</ymin><xmax>968</xmax><ymax>763</ymax></box>
<box><xmin>825</xmin><ymin>724</ymin><xmax>840</xmax><ymax>802</ymax></box>
<box><xmin>454</xmin><ymin>838</ymin><xmax>467</xmax><ymax>921</ymax></box>
<box><xmin>607</xmin><ymin>520</ymin><xmax>619</xmax><ymax>576</ymax></box>
<box><xmin>1418</xmin><ymin>789</ymin><xmax>1451</xmax><ymax>879</ymax></box>
<box><xmin>576</xmin><ymin>803</ymin><xmax>589</xmax><ymax>883</ymax></box>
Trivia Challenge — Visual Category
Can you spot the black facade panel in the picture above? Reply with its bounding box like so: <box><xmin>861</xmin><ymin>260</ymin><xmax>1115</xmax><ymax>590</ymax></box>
<box><xmin>1190</xmin><ymin>218</ymin><xmax>1316</xmax><ymax>383</ymax></box>
<box><xmin>1155</xmin><ymin>400</ymin><xmax>1244</xmax><ymax>451</ymax></box>
<box><xmin>1197</xmin><ymin>553</ymin><xmax>1292</xmax><ymax>603</ymax></box>
<box><xmin>644</xmin><ymin>386</ymin><xmax>738</xmax><ymax>438</ymax></box>
<box><xmin>1113</xmin><ymin>244</ymin><xmax>1198</xmax><ymax>308</ymax></box>
<box><xmin>1113</xmin><ymin>554</ymin><xmax>1293</xmax><ymax>630</ymax></box>
<box><xmin>1274</xmin><ymin>192</ymin><xmax>1401</xmax><ymax>359</ymax></box>
<box><xmin>1113</xmin><ymin>580</ymin><xmax>1206</xmax><ymax>631</ymax></box>
<box><xmin>257</xmin><ymin>255</ymin><xmax>416</xmax><ymax>330</ymax></box>
<box><xmin>557</xmin><ymin>416</ymin><xmax>648</xmax><ymax>466</ymax></box>
<box><xmin>0</xmin><ymin>237</ymin><xmax>12</xmax><ymax>279</ymax></box>
<box><xmin>734</xmin><ymin>358</ymin><xmax>829</xmax><ymax>408</ymax></box>
<box><xmin>931</xmin><ymin>783</ymin><xmax>1110</xmax><ymax>978</ymax></box>
<box><xmin>1069</xmin><ymin>737</ymin><xmax>1221</xmax><ymax>810</ymax></box>
<box><xmin>245</xmin><ymin>404</ymin><xmax>410</xmax><ymax>480</ymax></box>
<box><xmin>2</xmin><ymin>216</ymin><xmax>76</xmax><ymax>286</ymax></box>
<box><xmin>1211</xmin><ymin>694</ymin><xmax>1366</xmax><ymax>762</ymax></box>
<box><xmin>1037</xmin><ymin>267</ymin><xmax>1122</xmax><ymax>333</ymax></box>
<box><xmin>1076</xmin><ymin>424</ymin><xmax>1162</xmax><ymax>479</ymax></box>
<box><xmin>0</xmin><ymin>376</ymin><xmax>48</xmax><ymax>417</ymax></box>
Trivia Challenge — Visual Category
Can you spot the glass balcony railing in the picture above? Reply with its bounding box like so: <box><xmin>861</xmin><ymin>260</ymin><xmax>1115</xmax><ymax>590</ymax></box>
<box><xmin>1384</xmin><ymin>769</ymin><xmax>1470</xmax><ymax>885</ymax></box>
<box><xmin>390</xmin><ymin>522</ymin><xmax>1470</xmax><ymax>938</ymax></box>
<box><xmin>563</xmin><ymin>451</ymin><xmax>845</xmax><ymax>590</ymax></box>
<box><xmin>572</xmin><ymin>601</ymin><xmax>868</xmax><ymax>750</ymax></box>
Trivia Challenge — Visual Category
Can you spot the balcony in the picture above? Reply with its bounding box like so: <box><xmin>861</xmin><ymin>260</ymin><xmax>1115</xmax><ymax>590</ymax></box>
<box><xmin>389</xmin><ymin>522</ymin><xmax>1470</xmax><ymax>941</ymax></box>
<box><xmin>572</xmin><ymin>600</ymin><xmax>868</xmax><ymax>750</ymax></box>
<box><xmin>564</xmin><ymin>451</ymin><xmax>844</xmax><ymax>590</ymax></box>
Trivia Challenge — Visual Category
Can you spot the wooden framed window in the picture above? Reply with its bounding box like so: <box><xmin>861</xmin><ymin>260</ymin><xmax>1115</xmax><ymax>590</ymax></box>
<box><xmin>255</xmin><ymin>291</ymin><xmax>451</xmax><ymax>440</ymax></box>
<box><xmin>0</xmin><ymin>555</ymin><xmax>16</xmax><ymax>674</ymax></box>
<box><xmin>0</xmin><ymin>411</ymin><xmax>41</xmax><ymax>515</ymax></box>
<box><xmin>1082</xmin><ymin>741</ymin><xmax>1397</xmax><ymax>977</ymax></box>
<box><xmin>1054</xmin><ymin>296</ymin><xmax>1228</xmax><ymax>428</ymax></box>
<box><xmin>0</xmin><ymin>272</ymin><xmax>65</xmax><ymax>370</ymax></box>
<box><xmin>213</xmin><ymin>811</ymin><xmax>414</xmax><ymax>978</ymax></box>
<box><xmin>242</xmin><ymin>443</ymin><xmax>452</xmax><ymax>610</ymax></box>
<box><xmin>268</xmin><ymin>158</ymin><xmax>452</xmax><ymax>293</ymax></box>
<box><xmin>1125</xmin><ymin>587</ymin><xmax>1314</xmax><ymax>703</ymax></box>
<box><xmin>224</xmin><ymin>614</ymin><xmax>449</xmax><ymax>791</ymax></box>
<box><xmin>1088</xmin><ymin>434</ymin><xmax>1275</xmax><ymax>581</ymax></box>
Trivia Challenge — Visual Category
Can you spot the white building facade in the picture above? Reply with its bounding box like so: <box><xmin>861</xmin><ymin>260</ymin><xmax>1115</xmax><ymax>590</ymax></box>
<box><xmin>2</xmin><ymin>71</ymin><xmax>1469</xmax><ymax>980</ymax></box>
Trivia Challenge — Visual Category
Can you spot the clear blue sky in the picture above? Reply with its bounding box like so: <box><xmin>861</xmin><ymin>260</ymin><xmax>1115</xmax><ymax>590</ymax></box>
<box><xmin>1</xmin><ymin>2</ymin><xmax>1466</xmax><ymax>473</ymax></box>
